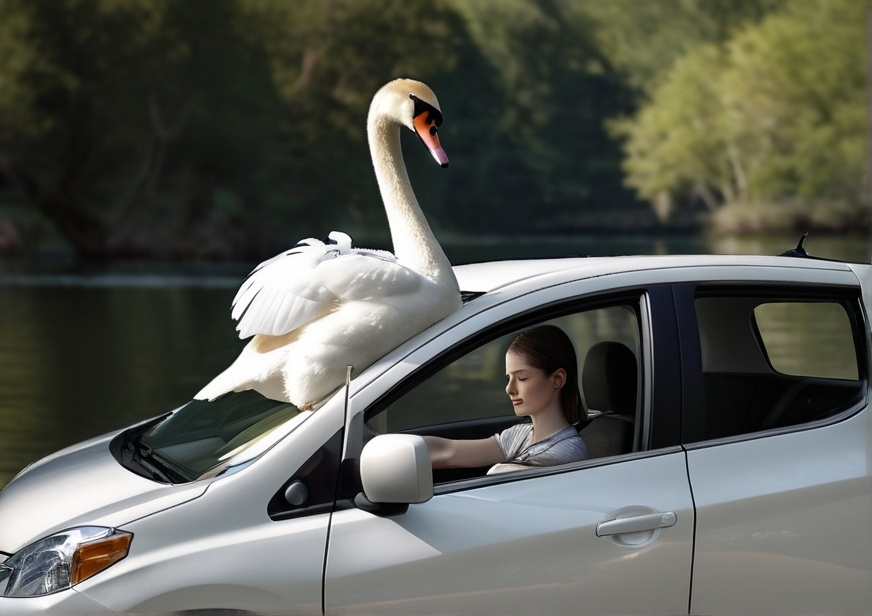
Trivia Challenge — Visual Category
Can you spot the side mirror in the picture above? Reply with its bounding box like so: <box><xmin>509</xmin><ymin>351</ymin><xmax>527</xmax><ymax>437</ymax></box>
<box><xmin>360</xmin><ymin>434</ymin><xmax>433</xmax><ymax>504</ymax></box>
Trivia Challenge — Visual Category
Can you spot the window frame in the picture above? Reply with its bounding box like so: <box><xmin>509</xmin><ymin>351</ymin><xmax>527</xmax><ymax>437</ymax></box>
<box><xmin>357</xmin><ymin>286</ymin><xmax>681</xmax><ymax>492</ymax></box>
<box><xmin>677</xmin><ymin>282</ymin><xmax>868</xmax><ymax>448</ymax></box>
<box><xmin>362</xmin><ymin>291</ymin><xmax>648</xmax><ymax>426</ymax></box>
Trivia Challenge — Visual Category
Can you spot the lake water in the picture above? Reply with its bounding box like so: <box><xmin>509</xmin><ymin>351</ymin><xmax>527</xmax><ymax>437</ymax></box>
<box><xmin>1</xmin><ymin>233</ymin><xmax>869</xmax><ymax>488</ymax></box>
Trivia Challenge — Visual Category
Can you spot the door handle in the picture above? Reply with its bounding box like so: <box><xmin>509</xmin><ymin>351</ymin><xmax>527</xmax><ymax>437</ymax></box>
<box><xmin>596</xmin><ymin>511</ymin><xmax>677</xmax><ymax>537</ymax></box>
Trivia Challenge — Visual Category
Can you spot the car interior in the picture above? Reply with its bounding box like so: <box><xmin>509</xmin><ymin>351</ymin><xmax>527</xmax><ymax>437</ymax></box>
<box><xmin>398</xmin><ymin>339</ymin><xmax>641</xmax><ymax>484</ymax></box>
<box><xmin>370</xmin><ymin>303</ymin><xmax>643</xmax><ymax>484</ymax></box>
<box><xmin>690</xmin><ymin>292</ymin><xmax>866</xmax><ymax>443</ymax></box>
<box><xmin>577</xmin><ymin>340</ymin><xmax>637</xmax><ymax>458</ymax></box>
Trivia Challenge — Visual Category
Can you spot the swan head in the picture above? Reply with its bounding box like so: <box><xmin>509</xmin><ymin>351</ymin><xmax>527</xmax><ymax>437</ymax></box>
<box><xmin>369</xmin><ymin>78</ymin><xmax>449</xmax><ymax>168</ymax></box>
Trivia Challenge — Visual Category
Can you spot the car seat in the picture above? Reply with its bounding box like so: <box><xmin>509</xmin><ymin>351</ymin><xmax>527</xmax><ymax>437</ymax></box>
<box><xmin>579</xmin><ymin>341</ymin><xmax>637</xmax><ymax>458</ymax></box>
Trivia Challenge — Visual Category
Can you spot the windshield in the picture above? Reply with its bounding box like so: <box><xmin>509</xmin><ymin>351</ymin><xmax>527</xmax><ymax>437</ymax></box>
<box><xmin>113</xmin><ymin>391</ymin><xmax>307</xmax><ymax>483</ymax></box>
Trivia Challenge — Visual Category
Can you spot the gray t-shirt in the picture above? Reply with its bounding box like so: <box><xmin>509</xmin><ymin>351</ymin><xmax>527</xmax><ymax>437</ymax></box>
<box><xmin>493</xmin><ymin>423</ymin><xmax>588</xmax><ymax>467</ymax></box>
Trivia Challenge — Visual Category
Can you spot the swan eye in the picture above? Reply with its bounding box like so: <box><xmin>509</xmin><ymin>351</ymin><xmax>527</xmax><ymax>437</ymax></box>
<box><xmin>410</xmin><ymin>94</ymin><xmax>444</xmax><ymax>127</ymax></box>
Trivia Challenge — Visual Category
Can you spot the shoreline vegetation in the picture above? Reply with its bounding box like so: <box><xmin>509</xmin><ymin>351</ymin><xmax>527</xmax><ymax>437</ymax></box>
<box><xmin>1</xmin><ymin>202</ymin><xmax>868</xmax><ymax>263</ymax></box>
<box><xmin>0</xmin><ymin>0</ymin><xmax>866</xmax><ymax>263</ymax></box>
<box><xmin>0</xmin><ymin>227</ymin><xmax>868</xmax><ymax>277</ymax></box>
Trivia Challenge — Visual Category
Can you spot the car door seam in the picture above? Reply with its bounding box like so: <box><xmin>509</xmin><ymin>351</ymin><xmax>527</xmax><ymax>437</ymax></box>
<box><xmin>683</xmin><ymin>445</ymin><xmax>698</xmax><ymax>616</ymax></box>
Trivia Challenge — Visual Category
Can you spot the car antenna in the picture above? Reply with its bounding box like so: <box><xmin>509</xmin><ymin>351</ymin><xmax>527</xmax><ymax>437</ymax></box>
<box><xmin>779</xmin><ymin>232</ymin><xmax>809</xmax><ymax>258</ymax></box>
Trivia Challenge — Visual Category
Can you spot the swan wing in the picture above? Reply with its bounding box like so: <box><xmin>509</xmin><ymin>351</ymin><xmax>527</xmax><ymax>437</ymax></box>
<box><xmin>231</xmin><ymin>234</ymin><xmax>422</xmax><ymax>339</ymax></box>
<box><xmin>232</xmin><ymin>238</ymin><xmax>344</xmax><ymax>339</ymax></box>
<box><xmin>316</xmin><ymin>252</ymin><xmax>427</xmax><ymax>302</ymax></box>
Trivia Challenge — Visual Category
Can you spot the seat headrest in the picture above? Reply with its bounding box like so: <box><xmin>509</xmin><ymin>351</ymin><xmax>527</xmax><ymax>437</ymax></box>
<box><xmin>582</xmin><ymin>341</ymin><xmax>637</xmax><ymax>416</ymax></box>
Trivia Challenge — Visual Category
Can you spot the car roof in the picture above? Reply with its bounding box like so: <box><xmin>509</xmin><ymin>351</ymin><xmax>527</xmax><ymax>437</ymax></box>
<box><xmin>452</xmin><ymin>254</ymin><xmax>858</xmax><ymax>294</ymax></box>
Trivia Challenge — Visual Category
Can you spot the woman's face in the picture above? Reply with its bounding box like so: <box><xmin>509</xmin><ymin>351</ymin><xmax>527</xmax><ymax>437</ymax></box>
<box><xmin>505</xmin><ymin>350</ymin><xmax>565</xmax><ymax>418</ymax></box>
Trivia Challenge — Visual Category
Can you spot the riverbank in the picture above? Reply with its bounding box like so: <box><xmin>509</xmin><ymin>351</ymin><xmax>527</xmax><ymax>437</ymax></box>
<box><xmin>0</xmin><ymin>229</ymin><xmax>869</xmax><ymax>278</ymax></box>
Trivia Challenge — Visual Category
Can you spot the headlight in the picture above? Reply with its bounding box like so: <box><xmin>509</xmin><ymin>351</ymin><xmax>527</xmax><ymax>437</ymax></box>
<box><xmin>0</xmin><ymin>527</ymin><xmax>132</xmax><ymax>598</ymax></box>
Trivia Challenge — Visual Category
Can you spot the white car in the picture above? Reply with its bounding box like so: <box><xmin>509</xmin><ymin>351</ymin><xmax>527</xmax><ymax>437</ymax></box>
<box><xmin>0</xmin><ymin>253</ymin><xmax>870</xmax><ymax>615</ymax></box>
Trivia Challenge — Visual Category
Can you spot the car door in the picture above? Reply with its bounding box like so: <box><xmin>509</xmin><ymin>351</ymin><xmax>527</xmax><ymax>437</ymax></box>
<box><xmin>323</xmin><ymin>288</ymin><xmax>696</xmax><ymax>615</ymax></box>
<box><xmin>674</xmin><ymin>278</ymin><xmax>872</xmax><ymax>615</ymax></box>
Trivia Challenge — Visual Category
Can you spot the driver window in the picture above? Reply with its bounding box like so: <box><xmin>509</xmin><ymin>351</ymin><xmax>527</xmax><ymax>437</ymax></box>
<box><xmin>369</xmin><ymin>302</ymin><xmax>641</xmax><ymax>480</ymax></box>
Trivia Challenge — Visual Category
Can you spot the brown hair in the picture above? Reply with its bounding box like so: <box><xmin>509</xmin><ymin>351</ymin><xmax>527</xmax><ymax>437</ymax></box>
<box><xmin>507</xmin><ymin>325</ymin><xmax>585</xmax><ymax>424</ymax></box>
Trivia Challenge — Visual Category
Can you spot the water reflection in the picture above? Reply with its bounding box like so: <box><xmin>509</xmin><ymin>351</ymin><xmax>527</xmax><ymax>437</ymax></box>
<box><xmin>0</xmin><ymin>284</ymin><xmax>246</xmax><ymax>487</ymax></box>
<box><xmin>0</xmin><ymin>234</ymin><xmax>869</xmax><ymax>488</ymax></box>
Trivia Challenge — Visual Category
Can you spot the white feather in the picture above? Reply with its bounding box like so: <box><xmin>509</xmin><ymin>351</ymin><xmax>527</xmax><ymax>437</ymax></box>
<box><xmin>231</xmin><ymin>237</ymin><xmax>345</xmax><ymax>339</ymax></box>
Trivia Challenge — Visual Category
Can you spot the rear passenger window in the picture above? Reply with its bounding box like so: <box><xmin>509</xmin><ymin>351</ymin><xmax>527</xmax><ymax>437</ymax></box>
<box><xmin>690</xmin><ymin>292</ymin><xmax>865</xmax><ymax>443</ymax></box>
<box><xmin>754</xmin><ymin>302</ymin><xmax>858</xmax><ymax>379</ymax></box>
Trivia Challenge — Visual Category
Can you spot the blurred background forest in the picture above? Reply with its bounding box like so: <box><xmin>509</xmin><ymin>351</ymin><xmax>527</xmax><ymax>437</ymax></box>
<box><xmin>0</xmin><ymin>0</ymin><xmax>867</xmax><ymax>262</ymax></box>
<box><xmin>0</xmin><ymin>0</ymin><xmax>869</xmax><ymax>488</ymax></box>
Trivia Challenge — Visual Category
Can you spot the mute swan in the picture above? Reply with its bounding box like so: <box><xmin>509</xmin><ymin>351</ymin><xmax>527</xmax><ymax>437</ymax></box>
<box><xmin>196</xmin><ymin>79</ymin><xmax>462</xmax><ymax>409</ymax></box>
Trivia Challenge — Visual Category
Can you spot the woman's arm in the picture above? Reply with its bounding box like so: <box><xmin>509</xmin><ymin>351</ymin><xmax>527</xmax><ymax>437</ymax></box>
<box><xmin>423</xmin><ymin>435</ymin><xmax>505</xmax><ymax>469</ymax></box>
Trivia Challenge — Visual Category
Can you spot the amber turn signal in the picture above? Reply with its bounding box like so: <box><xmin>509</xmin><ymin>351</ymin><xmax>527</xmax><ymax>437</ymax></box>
<box><xmin>71</xmin><ymin>532</ymin><xmax>133</xmax><ymax>586</ymax></box>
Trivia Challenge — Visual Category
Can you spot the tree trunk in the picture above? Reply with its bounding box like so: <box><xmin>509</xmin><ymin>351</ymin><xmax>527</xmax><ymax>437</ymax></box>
<box><xmin>693</xmin><ymin>180</ymin><xmax>719</xmax><ymax>211</ymax></box>
<box><xmin>727</xmin><ymin>142</ymin><xmax>749</xmax><ymax>203</ymax></box>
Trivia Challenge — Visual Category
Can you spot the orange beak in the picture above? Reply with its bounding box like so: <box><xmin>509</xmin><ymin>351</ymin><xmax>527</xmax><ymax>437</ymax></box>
<box><xmin>413</xmin><ymin>111</ymin><xmax>449</xmax><ymax>168</ymax></box>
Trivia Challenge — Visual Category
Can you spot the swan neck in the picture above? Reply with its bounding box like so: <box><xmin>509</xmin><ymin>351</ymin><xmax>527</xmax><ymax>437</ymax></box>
<box><xmin>368</xmin><ymin>114</ymin><xmax>454</xmax><ymax>286</ymax></box>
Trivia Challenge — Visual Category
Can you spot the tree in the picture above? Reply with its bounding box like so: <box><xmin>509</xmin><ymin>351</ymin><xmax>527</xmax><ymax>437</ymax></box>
<box><xmin>610</xmin><ymin>45</ymin><xmax>733</xmax><ymax>220</ymax></box>
<box><xmin>579</xmin><ymin>0</ymin><xmax>785</xmax><ymax>95</ymax></box>
<box><xmin>0</xmin><ymin>0</ymin><xmax>471</xmax><ymax>258</ymax></box>
<box><xmin>722</xmin><ymin>0</ymin><xmax>866</xmax><ymax>205</ymax></box>
<box><xmin>3</xmin><ymin>0</ymin><xmax>764</xmax><ymax>259</ymax></box>
<box><xmin>440</xmin><ymin>0</ymin><xmax>636</xmax><ymax>233</ymax></box>
<box><xmin>612</xmin><ymin>0</ymin><xmax>866</xmax><ymax>227</ymax></box>
<box><xmin>240</xmin><ymin>0</ymin><xmax>462</xmax><ymax>243</ymax></box>
<box><xmin>0</xmin><ymin>0</ymin><xmax>286</xmax><ymax>259</ymax></box>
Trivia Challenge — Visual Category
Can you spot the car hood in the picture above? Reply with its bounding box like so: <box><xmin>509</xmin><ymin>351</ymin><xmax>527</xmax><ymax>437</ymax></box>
<box><xmin>0</xmin><ymin>432</ymin><xmax>208</xmax><ymax>554</ymax></box>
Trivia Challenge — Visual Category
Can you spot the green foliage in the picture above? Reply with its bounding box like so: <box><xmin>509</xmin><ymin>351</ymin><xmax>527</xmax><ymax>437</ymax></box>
<box><xmin>722</xmin><ymin>0</ymin><xmax>866</xmax><ymax>204</ymax></box>
<box><xmin>440</xmin><ymin>0</ymin><xmax>635</xmax><ymax>233</ymax></box>
<box><xmin>580</xmin><ymin>0</ymin><xmax>785</xmax><ymax>94</ymax></box>
<box><xmin>0</xmin><ymin>0</ymin><xmax>287</xmax><ymax>257</ymax></box>
<box><xmin>0</xmin><ymin>0</ymin><xmax>635</xmax><ymax>258</ymax></box>
<box><xmin>0</xmin><ymin>0</ymin><xmax>865</xmax><ymax>259</ymax></box>
<box><xmin>610</xmin><ymin>45</ymin><xmax>732</xmax><ymax>217</ymax></box>
<box><xmin>0</xmin><ymin>4</ymin><xmax>41</xmax><ymax>140</ymax></box>
<box><xmin>240</xmin><ymin>0</ymin><xmax>464</xmax><ymax>236</ymax></box>
<box><xmin>611</xmin><ymin>0</ymin><xmax>867</xmax><ymax>224</ymax></box>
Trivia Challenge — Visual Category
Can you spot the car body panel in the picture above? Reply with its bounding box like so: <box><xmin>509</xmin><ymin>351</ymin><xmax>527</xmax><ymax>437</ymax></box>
<box><xmin>62</xmin><ymin>392</ymin><xmax>349</xmax><ymax>614</ymax></box>
<box><xmin>325</xmin><ymin>451</ymin><xmax>694</xmax><ymax>615</ymax></box>
<box><xmin>97</xmin><ymin>488</ymin><xmax>329</xmax><ymax>615</ymax></box>
<box><xmin>687</xmin><ymin>407</ymin><xmax>872</xmax><ymax>614</ymax></box>
<box><xmin>0</xmin><ymin>433</ymin><xmax>208</xmax><ymax>553</ymax></box>
<box><xmin>452</xmin><ymin>255</ymin><xmax>857</xmax><ymax>295</ymax></box>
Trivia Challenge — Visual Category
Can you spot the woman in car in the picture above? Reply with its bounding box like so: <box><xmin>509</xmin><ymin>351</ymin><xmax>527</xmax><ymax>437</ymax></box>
<box><xmin>424</xmin><ymin>324</ymin><xmax>588</xmax><ymax>472</ymax></box>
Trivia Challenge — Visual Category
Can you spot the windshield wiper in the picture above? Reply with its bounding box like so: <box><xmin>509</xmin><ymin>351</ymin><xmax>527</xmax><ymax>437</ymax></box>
<box><xmin>121</xmin><ymin>434</ymin><xmax>190</xmax><ymax>483</ymax></box>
